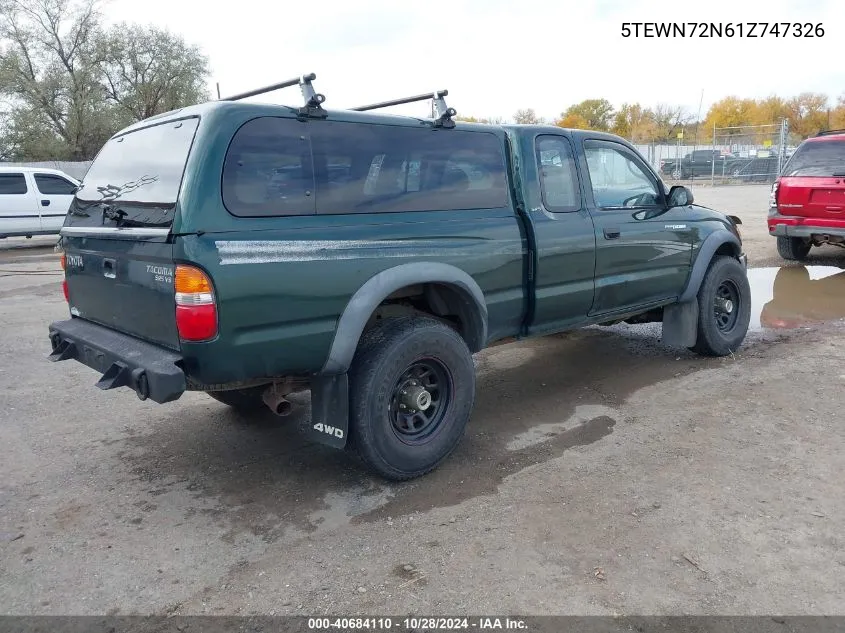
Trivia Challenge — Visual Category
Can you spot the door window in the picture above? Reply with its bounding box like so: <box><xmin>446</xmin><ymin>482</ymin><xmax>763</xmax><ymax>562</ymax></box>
<box><xmin>584</xmin><ymin>142</ymin><xmax>661</xmax><ymax>208</ymax></box>
<box><xmin>34</xmin><ymin>174</ymin><xmax>77</xmax><ymax>195</ymax></box>
<box><xmin>535</xmin><ymin>136</ymin><xmax>581</xmax><ymax>212</ymax></box>
<box><xmin>0</xmin><ymin>173</ymin><xmax>28</xmax><ymax>195</ymax></box>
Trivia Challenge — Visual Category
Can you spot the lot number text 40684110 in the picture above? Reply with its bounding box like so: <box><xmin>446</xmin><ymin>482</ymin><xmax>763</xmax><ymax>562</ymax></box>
<box><xmin>307</xmin><ymin>617</ymin><xmax>528</xmax><ymax>630</ymax></box>
<box><xmin>621</xmin><ymin>22</ymin><xmax>825</xmax><ymax>38</ymax></box>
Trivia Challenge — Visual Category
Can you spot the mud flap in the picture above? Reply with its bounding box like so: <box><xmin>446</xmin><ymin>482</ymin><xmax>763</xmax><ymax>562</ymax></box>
<box><xmin>662</xmin><ymin>301</ymin><xmax>699</xmax><ymax>348</ymax></box>
<box><xmin>308</xmin><ymin>373</ymin><xmax>349</xmax><ymax>449</ymax></box>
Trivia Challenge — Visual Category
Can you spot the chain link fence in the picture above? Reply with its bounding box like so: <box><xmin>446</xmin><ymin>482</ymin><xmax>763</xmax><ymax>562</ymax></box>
<box><xmin>633</xmin><ymin>120</ymin><xmax>796</xmax><ymax>187</ymax></box>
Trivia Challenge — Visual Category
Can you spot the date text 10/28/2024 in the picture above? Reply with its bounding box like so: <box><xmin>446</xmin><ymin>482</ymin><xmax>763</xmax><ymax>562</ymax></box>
<box><xmin>621</xmin><ymin>22</ymin><xmax>825</xmax><ymax>38</ymax></box>
<box><xmin>308</xmin><ymin>617</ymin><xmax>528</xmax><ymax>630</ymax></box>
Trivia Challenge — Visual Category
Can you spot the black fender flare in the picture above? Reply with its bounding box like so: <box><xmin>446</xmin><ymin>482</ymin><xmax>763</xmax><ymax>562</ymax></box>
<box><xmin>662</xmin><ymin>230</ymin><xmax>742</xmax><ymax>348</ymax></box>
<box><xmin>679</xmin><ymin>230</ymin><xmax>742</xmax><ymax>303</ymax></box>
<box><xmin>320</xmin><ymin>262</ymin><xmax>488</xmax><ymax>375</ymax></box>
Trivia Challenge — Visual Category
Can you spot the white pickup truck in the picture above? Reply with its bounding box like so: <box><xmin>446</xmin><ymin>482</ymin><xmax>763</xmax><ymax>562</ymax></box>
<box><xmin>0</xmin><ymin>167</ymin><xmax>80</xmax><ymax>239</ymax></box>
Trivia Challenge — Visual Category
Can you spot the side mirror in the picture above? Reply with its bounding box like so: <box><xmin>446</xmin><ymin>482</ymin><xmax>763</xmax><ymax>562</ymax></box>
<box><xmin>668</xmin><ymin>185</ymin><xmax>694</xmax><ymax>207</ymax></box>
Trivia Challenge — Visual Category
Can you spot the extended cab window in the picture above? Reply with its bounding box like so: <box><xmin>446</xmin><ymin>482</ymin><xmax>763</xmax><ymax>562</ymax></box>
<box><xmin>535</xmin><ymin>135</ymin><xmax>580</xmax><ymax>211</ymax></box>
<box><xmin>309</xmin><ymin>121</ymin><xmax>509</xmax><ymax>214</ymax></box>
<box><xmin>223</xmin><ymin>117</ymin><xmax>315</xmax><ymax>217</ymax></box>
<box><xmin>0</xmin><ymin>173</ymin><xmax>27</xmax><ymax>195</ymax></box>
<box><xmin>584</xmin><ymin>141</ymin><xmax>661</xmax><ymax>208</ymax></box>
<box><xmin>35</xmin><ymin>174</ymin><xmax>77</xmax><ymax>195</ymax></box>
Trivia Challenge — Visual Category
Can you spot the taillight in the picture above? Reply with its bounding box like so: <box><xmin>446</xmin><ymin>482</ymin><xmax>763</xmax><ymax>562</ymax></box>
<box><xmin>60</xmin><ymin>253</ymin><xmax>69</xmax><ymax>303</ymax></box>
<box><xmin>769</xmin><ymin>181</ymin><xmax>779</xmax><ymax>209</ymax></box>
<box><xmin>174</xmin><ymin>265</ymin><xmax>217</xmax><ymax>341</ymax></box>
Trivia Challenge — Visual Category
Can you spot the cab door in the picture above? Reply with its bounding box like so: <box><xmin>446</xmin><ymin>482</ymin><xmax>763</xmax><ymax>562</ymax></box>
<box><xmin>524</xmin><ymin>133</ymin><xmax>596</xmax><ymax>335</ymax></box>
<box><xmin>33</xmin><ymin>172</ymin><xmax>78</xmax><ymax>232</ymax></box>
<box><xmin>579</xmin><ymin>138</ymin><xmax>692</xmax><ymax>316</ymax></box>
<box><xmin>0</xmin><ymin>172</ymin><xmax>39</xmax><ymax>236</ymax></box>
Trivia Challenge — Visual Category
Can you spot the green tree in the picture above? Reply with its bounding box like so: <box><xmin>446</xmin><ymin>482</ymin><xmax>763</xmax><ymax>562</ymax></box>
<box><xmin>0</xmin><ymin>0</ymin><xmax>210</xmax><ymax>161</ymax></box>
<box><xmin>786</xmin><ymin>92</ymin><xmax>830</xmax><ymax>137</ymax></box>
<box><xmin>558</xmin><ymin>99</ymin><xmax>613</xmax><ymax>131</ymax></box>
<box><xmin>98</xmin><ymin>24</ymin><xmax>209</xmax><ymax>122</ymax></box>
<box><xmin>555</xmin><ymin>112</ymin><xmax>589</xmax><ymax>130</ymax></box>
<box><xmin>703</xmin><ymin>96</ymin><xmax>758</xmax><ymax>133</ymax></box>
<box><xmin>611</xmin><ymin>103</ymin><xmax>659</xmax><ymax>142</ymax></box>
<box><xmin>0</xmin><ymin>0</ymin><xmax>108</xmax><ymax>159</ymax></box>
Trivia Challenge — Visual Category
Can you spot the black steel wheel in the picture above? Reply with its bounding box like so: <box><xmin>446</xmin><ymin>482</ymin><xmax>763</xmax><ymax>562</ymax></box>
<box><xmin>690</xmin><ymin>256</ymin><xmax>751</xmax><ymax>357</ymax></box>
<box><xmin>389</xmin><ymin>359</ymin><xmax>453</xmax><ymax>445</ymax></box>
<box><xmin>348</xmin><ymin>315</ymin><xmax>475</xmax><ymax>481</ymax></box>
<box><xmin>713</xmin><ymin>279</ymin><xmax>741</xmax><ymax>333</ymax></box>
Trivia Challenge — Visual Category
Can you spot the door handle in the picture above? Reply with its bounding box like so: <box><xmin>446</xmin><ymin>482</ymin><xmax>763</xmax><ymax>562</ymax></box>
<box><xmin>41</xmin><ymin>199</ymin><xmax>50</xmax><ymax>207</ymax></box>
<box><xmin>603</xmin><ymin>227</ymin><xmax>621</xmax><ymax>240</ymax></box>
<box><xmin>102</xmin><ymin>258</ymin><xmax>116</xmax><ymax>279</ymax></box>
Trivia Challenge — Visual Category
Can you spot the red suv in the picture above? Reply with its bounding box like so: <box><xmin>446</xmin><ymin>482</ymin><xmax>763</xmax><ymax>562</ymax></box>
<box><xmin>768</xmin><ymin>130</ymin><xmax>845</xmax><ymax>260</ymax></box>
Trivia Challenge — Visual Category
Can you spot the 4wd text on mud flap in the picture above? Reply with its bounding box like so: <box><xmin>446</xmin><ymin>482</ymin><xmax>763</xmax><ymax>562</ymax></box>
<box><xmin>313</xmin><ymin>422</ymin><xmax>344</xmax><ymax>439</ymax></box>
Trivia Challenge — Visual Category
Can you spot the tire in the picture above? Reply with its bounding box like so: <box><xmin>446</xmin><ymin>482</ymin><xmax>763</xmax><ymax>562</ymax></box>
<box><xmin>348</xmin><ymin>315</ymin><xmax>476</xmax><ymax>481</ymax></box>
<box><xmin>206</xmin><ymin>386</ymin><xmax>266</xmax><ymax>411</ymax></box>
<box><xmin>671</xmin><ymin>167</ymin><xmax>683</xmax><ymax>180</ymax></box>
<box><xmin>776</xmin><ymin>236</ymin><xmax>811</xmax><ymax>261</ymax></box>
<box><xmin>689</xmin><ymin>256</ymin><xmax>751</xmax><ymax>357</ymax></box>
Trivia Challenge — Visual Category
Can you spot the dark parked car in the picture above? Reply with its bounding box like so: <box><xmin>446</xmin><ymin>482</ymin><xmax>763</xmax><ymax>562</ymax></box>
<box><xmin>660</xmin><ymin>150</ymin><xmax>735</xmax><ymax>179</ymax></box>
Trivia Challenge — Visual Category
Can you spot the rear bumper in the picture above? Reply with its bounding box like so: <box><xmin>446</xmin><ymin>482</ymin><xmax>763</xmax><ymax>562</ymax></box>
<box><xmin>769</xmin><ymin>223</ymin><xmax>845</xmax><ymax>239</ymax></box>
<box><xmin>48</xmin><ymin>318</ymin><xmax>185</xmax><ymax>404</ymax></box>
<box><xmin>768</xmin><ymin>212</ymin><xmax>845</xmax><ymax>239</ymax></box>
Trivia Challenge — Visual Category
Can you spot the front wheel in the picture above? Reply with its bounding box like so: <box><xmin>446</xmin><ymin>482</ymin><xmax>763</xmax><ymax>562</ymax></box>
<box><xmin>689</xmin><ymin>256</ymin><xmax>751</xmax><ymax>357</ymax></box>
<box><xmin>348</xmin><ymin>315</ymin><xmax>476</xmax><ymax>481</ymax></box>
<box><xmin>776</xmin><ymin>236</ymin><xmax>811</xmax><ymax>261</ymax></box>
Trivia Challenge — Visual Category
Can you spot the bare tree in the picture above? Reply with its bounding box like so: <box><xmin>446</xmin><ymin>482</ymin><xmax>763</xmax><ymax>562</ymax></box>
<box><xmin>0</xmin><ymin>0</ymin><xmax>210</xmax><ymax>160</ymax></box>
<box><xmin>513</xmin><ymin>108</ymin><xmax>543</xmax><ymax>125</ymax></box>
<box><xmin>0</xmin><ymin>0</ymin><xmax>110</xmax><ymax>159</ymax></box>
<box><xmin>651</xmin><ymin>104</ymin><xmax>691</xmax><ymax>142</ymax></box>
<box><xmin>98</xmin><ymin>24</ymin><xmax>209</xmax><ymax>121</ymax></box>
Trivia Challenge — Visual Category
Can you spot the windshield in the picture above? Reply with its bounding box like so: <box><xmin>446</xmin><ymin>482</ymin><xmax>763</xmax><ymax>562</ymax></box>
<box><xmin>67</xmin><ymin>117</ymin><xmax>199</xmax><ymax>228</ymax></box>
<box><xmin>782</xmin><ymin>139</ymin><xmax>845</xmax><ymax>177</ymax></box>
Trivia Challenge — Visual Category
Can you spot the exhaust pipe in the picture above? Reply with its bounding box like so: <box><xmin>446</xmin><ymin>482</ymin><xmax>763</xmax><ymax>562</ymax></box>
<box><xmin>262</xmin><ymin>384</ymin><xmax>293</xmax><ymax>417</ymax></box>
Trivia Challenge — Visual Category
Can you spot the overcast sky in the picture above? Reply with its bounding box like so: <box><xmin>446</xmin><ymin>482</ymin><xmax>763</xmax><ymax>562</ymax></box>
<box><xmin>104</xmin><ymin>0</ymin><xmax>843</xmax><ymax>122</ymax></box>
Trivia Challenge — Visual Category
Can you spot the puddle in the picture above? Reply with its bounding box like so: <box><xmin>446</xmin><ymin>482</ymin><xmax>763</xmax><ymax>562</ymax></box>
<box><xmin>506</xmin><ymin>404</ymin><xmax>620</xmax><ymax>451</ymax></box>
<box><xmin>750</xmin><ymin>265</ymin><xmax>845</xmax><ymax>331</ymax></box>
<box><xmin>108</xmin><ymin>264</ymin><xmax>845</xmax><ymax>539</ymax></box>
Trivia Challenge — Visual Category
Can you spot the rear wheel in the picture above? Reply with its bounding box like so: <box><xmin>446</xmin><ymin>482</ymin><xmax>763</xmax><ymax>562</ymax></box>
<box><xmin>206</xmin><ymin>386</ymin><xmax>265</xmax><ymax>411</ymax></box>
<box><xmin>776</xmin><ymin>236</ymin><xmax>811</xmax><ymax>261</ymax></box>
<box><xmin>690</xmin><ymin>256</ymin><xmax>751</xmax><ymax>357</ymax></box>
<box><xmin>348</xmin><ymin>315</ymin><xmax>475</xmax><ymax>481</ymax></box>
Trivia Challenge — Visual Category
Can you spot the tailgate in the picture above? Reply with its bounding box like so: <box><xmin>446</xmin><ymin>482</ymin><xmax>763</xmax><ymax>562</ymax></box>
<box><xmin>63</xmin><ymin>237</ymin><xmax>179</xmax><ymax>350</ymax></box>
<box><xmin>779</xmin><ymin>176</ymin><xmax>845</xmax><ymax>219</ymax></box>
<box><xmin>779</xmin><ymin>139</ymin><xmax>845</xmax><ymax>218</ymax></box>
<box><xmin>59</xmin><ymin>115</ymin><xmax>200</xmax><ymax>350</ymax></box>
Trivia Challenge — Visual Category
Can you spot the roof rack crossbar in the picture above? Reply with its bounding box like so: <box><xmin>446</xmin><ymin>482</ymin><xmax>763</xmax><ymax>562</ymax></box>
<box><xmin>351</xmin><ymin>89</ymin><xmax>457</xmax><ymax>128</ymax></box>
<box><xmin>220</xmin><ymin>73</ymin><xmax>327</xmax><ymax>119</ymax></box>
<box><xmin>816</xmin><ymin>128</ymin><xmax>845</xmax><ymax>137</ymax></box>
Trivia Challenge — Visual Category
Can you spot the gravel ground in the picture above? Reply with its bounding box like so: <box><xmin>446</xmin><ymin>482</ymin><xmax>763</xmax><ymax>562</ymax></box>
<box><xmin>2</xmin><ymin>185</ymin><xmax>844</xmax><ymax>616</ymax></box>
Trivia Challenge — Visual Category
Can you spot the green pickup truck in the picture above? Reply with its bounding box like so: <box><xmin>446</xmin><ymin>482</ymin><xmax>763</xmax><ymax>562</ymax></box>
<box><xmin>48</xmin><ymin>75</ymin><xmax>750</xmax><ymax>480</ymax></box>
